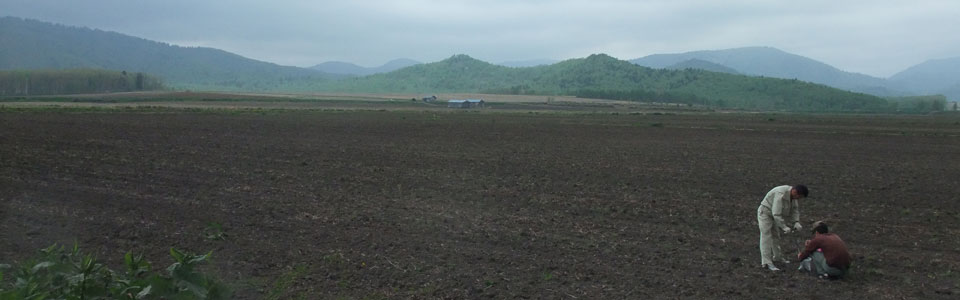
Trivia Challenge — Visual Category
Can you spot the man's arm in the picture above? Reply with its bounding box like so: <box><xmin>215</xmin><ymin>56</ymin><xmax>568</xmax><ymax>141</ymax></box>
<box><xmin>797</xmin><ymin>236</ymin><xmax>821</xmax><ymax>260</ymax></box>
<box><xmin>770</xmin><ymin>191</ymin><xmax>789</xmax><ymax>231</ymax></box>
<box><xmin>790</xmin><ymin>198</ymin><xmax>800</xmax><ymax>224</ymax></box>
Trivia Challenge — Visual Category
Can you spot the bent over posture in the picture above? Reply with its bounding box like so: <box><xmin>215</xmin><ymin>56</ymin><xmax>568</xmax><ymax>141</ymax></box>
<box><xmin>757</xmin><ymin>184</ymin><xmax>808</xmax><ymax>271</ymax></box>
<box><xmin>798</xmin><ymin>221</ymin><xmax>852</xmax><ymax>279</ymax></box>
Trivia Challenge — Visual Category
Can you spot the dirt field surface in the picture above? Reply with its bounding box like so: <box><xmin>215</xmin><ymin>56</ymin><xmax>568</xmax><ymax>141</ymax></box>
<box><xmin>2</xmin><ymin>108</ymin><xmax>959</xmax><ymax>299</ymax></box>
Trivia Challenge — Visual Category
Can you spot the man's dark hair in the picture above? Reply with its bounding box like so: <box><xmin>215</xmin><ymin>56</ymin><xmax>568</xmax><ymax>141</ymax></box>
<box><xmin>794</xmin><ymin>184</ymin><xmax>809</xmax><ymax>197</ymax></box>
<box><xmin>812</xmin><ymin>221</ymin><xmax>829</xmax><ymax>234</ymax></box>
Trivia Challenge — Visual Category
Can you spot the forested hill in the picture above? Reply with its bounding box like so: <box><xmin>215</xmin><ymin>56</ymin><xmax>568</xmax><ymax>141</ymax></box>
<box><xmin>319</xmin><ymin>54</ymin><xmax>890</xmax><ymax>111</ymax></box>
<box><xmin>0</xmin><ymin>17</ymin><xmax>928</xmax><ymax>111</ymax></box>
<box><xmin>0</xmin><ymin>17</ymin><xmax>332</xmax><ymax>91</ymax></box>
<box><xmin>630</xmin><ymin>47</ymin><xmax>902</xmax><ymax>97</ymax></box>
<box><xmin>665</xmin><ymin>59</ymin><xmax>740</xmax><ymax>74</ymax></box>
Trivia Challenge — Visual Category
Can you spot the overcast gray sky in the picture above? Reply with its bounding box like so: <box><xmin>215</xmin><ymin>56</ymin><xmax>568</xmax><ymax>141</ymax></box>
<box><xmin>2</xmin><ymin>0</ymin><xmax>958</xmax><ymax>77</ymax></box>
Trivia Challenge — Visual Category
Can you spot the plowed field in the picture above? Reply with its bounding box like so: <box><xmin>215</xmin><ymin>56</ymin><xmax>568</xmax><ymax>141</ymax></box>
<box><xmin>2</xmin><ymin>109</ymin><xmax>959</xmax><ymax>298</ymax></box>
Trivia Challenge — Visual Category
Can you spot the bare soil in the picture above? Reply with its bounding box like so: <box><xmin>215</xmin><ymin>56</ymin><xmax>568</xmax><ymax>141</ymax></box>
<box><xmin>2</xmin><ymin>109</ymin><xmax>959</xmax><ymax>299</ymax></box>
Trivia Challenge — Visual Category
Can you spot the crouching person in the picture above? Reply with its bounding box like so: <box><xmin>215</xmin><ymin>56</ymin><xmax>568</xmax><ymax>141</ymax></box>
<box><xmin>797</xmin><ymin>221</ymin><xmax>852</xmax><ymax>279</ymax></box>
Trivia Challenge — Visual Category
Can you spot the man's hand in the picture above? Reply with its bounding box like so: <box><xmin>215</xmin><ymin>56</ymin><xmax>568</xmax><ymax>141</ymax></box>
<box><xmin>782</xmin><ymin>227</ymin><xmax>792</xmax><ymax>234</ymax></box>
<box><xmin>793</xmin><ymin>222</ymin><xmax>803</xmax><ymax>231</ymax></box>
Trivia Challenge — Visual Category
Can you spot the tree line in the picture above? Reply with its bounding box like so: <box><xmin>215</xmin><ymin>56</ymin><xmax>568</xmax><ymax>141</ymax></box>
<box><xmin>0</xmin><ymin>69</ymin><xmax>164</xmax><ymax>96</ymax></box>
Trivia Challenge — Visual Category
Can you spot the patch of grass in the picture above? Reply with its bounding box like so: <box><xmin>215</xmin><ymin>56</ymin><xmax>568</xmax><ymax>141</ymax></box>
<box><xmin>265</xmin><ymin>265</ymin><xmax>309</xmax><ymax>300</ymax></box>
<box><xmin>543</xmin><ymin>272</ymin><xmax>554</xmax><ymax>281</ymax></box>
<box><xmin>323</xmin><ymin>252</ymin><xmax>346</xmax><ymax>266</ymax></box>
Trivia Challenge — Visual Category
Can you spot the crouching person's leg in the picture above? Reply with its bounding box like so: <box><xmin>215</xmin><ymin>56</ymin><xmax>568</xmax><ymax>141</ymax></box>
<box><xmin>798</xmin><ymin>256</ymin><xmax>814</xmax><ymax>273</ymax></box>
<box><xmin>797</xmin><ymin>252</ymin><xmax>827</xmax><ymax>276</ymax></box>
<box><xmin>809</xmin><ymin>251</ymin><xmax>846</xmax><ymax>279</ymax></box>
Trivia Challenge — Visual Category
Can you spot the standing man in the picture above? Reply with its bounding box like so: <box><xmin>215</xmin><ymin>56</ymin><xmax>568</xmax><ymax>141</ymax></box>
<box><xmin>798</xmin><ymin>221</ymin><xmax>852</xmax><ymax>279</ymax></box>
<box><xmin>757</xmin><ymin>184</ymin><xmax>808</xmax><ymax>271</ymax></box>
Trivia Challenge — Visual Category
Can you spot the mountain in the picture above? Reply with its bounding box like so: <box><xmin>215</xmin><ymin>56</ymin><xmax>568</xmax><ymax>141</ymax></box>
<box><xmin>307</xmin><ymin>61</ymin><xmax>368</xmax><ymax>76</ymax></box>
<box><xmin>319</xmin><ymin>53</ymin><xmax>890</xmax><ymax>111</ymax></box>
<box><xmin>375</xmin><ymin>59</ymin><xmax>421</xmax><ymax>74</ymax></box>
<box><xmin>665</xmin><ymin>59</ymin><xmax>740</xmax><ymax>74</ymax></box>
<box><xmin>326</xmin><ymin>54</ymin><xmax>516</xmax><ymax>92</ymax></box>
<box><xmin>0</xmin><ymin>17</ymin><xmax>939</xmax><ymax>108</ymax></box>
<box><xmin>0</xmin><ymin>16</ymin><xmax>333</xmax><ymax>91</ymax></box>
<box><xmin>308</xmin><ymin>58</ymin><xmax>421</xmax><ymax>76</ymax></box>
<box><xmin>630</xmin><ymin>47</ymin><xmax>904</xmax><ymax>97</ymax></box>
<box><xmin>497</xmin><ymin>59</ymin><xmax>560</xmax><ymax>68</ymax></box>
<box><xmin>889</xmin><ymin>57</ymin><xmax>960</xmax><ymax>100</ymax></box>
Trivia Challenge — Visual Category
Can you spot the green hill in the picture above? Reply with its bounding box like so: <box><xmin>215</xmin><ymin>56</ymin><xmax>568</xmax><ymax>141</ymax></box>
<box><xmin>630</xmin><ymin>47</ymin><xmax>905</xmax><ymax>97</ymax></box>
<box><xmin>0</xmin><ymin>17</ymin><xmax>915</xmax><ymax>111</ymax></box>
<box><xmin>324</xmin><ymin>54</ymin><xmax>516</xmax><ymax>92</ymax></box>
<box><xmin>666</xmin><ymin>59</ymin><xmax>741</xmax><ymax>74</ymax></box>
<box><xmin>316</xmin><ymin>54</ymin><xmax>891</xmax><ymax>112</ymax></box>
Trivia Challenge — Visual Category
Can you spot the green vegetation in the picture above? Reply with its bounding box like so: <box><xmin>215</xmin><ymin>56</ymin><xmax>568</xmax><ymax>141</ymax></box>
<box><xmin>313</xmin><ymin>54</ymin><xmax>894</xmax><ymax>112</ymax></box>
<box><xmin>629</xmin><ymin>47</ymin><xmax>897</xmax><ymax>97</ymax></box>
<box><xmin>0</xmin><ymin>69</ymin><xmax>164</xmax><ymax>96</ymax></box>
<box><xmin>202</xmin><ymin>222</ymin><xmax>226</xmax><ymax>241</ymax></box>
<box><xmin>264</xmin><ymin>265</ymin><xmax>309</xmax><ymax>300</ymax></box>
<box><xmin>885</xmin><ymin>95</ymin><xmax>948</xmax><ymax>113</ymax></box>
<box><xmin>0</xmin><ymin>244</ymin><xmax>229</xmax><ymax>299</ymax></box>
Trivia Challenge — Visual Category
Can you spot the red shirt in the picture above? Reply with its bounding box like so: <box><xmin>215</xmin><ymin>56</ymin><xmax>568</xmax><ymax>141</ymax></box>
<box><xmin>798</xmin><ymin>233</ymin><xmax>852</xmax><ymax>269</ymax></box>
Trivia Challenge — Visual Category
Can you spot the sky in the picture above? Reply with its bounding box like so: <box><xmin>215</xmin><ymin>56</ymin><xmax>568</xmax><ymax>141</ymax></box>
<box><xmin>1</xmin><ymin>0</ymin><xmax>958</xmax><ymax>78</ymax></box>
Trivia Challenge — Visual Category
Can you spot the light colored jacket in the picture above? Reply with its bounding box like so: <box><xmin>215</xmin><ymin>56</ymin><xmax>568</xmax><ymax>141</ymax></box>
<box><xmin>760</xmin><ymin>185</ymin><xmax>800</xmax><ymax>232</ymax></box>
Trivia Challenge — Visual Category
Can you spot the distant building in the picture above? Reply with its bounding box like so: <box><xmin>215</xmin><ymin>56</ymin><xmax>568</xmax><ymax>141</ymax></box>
<box><xmin>447</xmin><ymin>99</ymin><xmax>485</xmax><ymax>108</ymax></box>
<box><xmin>422</xmin><ymin>95</ymin><xmax>437</xmax><ymax>102</ymax></box>
<box><xmin>949</xmin><ymin>101</ymin><xmax>959</xmax><ymax>111</ymax></box>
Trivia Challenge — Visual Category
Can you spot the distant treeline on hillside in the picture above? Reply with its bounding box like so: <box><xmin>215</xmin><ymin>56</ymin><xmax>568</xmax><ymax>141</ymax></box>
<box><xmin>315</xmin><ymin>54</ymin><xmax>953</xmax><ymax>113</ymax></box>
<box><xmin>0</xmin><ymin>69</ymin><xmax>164</xmax><ymax>96</ymax></box>
<box><xmin>885</xmin><ymin>95</ymin><xmax>949</xmax><ymax>113</ymax></box>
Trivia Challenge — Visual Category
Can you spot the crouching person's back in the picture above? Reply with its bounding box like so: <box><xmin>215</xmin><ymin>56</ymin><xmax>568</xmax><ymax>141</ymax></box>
<box><xmin>797</xmin><ymin>221</ymin><xmax>852</xmax><ymax>279</ymax></box>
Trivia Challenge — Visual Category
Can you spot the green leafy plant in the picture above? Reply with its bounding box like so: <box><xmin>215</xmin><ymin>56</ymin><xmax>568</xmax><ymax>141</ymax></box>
<box><xmin>203</xmin><ymin>222</ymin><xmax>227</xmax><ymax>241</ymax></box>
<box><xmin>0</xmin><ymin>243</ymin><xmax>230</xmax><ymax>299</ymax></box>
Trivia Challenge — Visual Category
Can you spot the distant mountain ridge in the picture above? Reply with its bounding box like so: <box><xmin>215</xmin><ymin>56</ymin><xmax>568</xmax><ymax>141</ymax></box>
<box><xmin>309</xmin><ymin>58</ymin><xmax>561</xmax><ymax>75</ymax></box>
<box><xmin>2</xmin><ymin>16</ymin><xmax>955</xmax><ymax>103</ymax></box>
<box><xmin>889</xmin><ymin>57</ymin><xmax>960</xmax><ymax>100</ymax></box>
<box><xmin>631</xmin><ymin>47</ymin><xmax>960</xmax><ymax>100</ymax></box>
<box><xmin>318</xmin><ymin>53</ymin><xmax>891</xmax><ymax>111</ymax></box>
<box><xmin>0</xmin><ymin>16</ymin><xmax>334</xmax><ymax>90</ymax></box>
<box><xmin>308</xmin><ymin>58</ymin><xmax>420</xmax><ymax>76</ymax></box>
<box><xmin>630</xmin><ymin>46</ymin><xmax>904</xmax><ymax>96</ymax></box>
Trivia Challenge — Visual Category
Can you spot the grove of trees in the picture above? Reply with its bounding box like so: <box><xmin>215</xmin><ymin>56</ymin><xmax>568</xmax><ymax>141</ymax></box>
<box><xmin>0</xmin><ymin>69</ymin><xmax>164</xmax><ymax>96</ymax></box>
